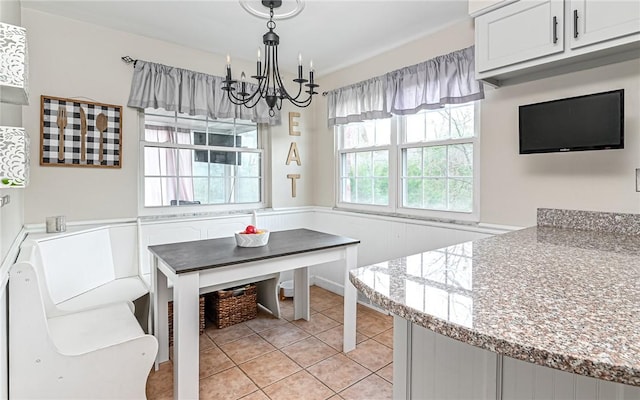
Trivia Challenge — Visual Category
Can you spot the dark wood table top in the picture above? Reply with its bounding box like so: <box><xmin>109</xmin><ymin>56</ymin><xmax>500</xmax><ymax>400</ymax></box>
<box><xmin>148</xmin><ymin>228</ymin><xmax>360</xmax><ymax>274</ymax></box>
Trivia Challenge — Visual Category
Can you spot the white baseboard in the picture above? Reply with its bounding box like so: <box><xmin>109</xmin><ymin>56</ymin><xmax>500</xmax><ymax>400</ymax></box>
<box><xmin>310</xmin><ymin>275</ymin><xmax>345</xmax><ymax>296</ymax></box>
<box><xmin>309</xmin><ymin>275</ymin><xmax>389</xmax><ymax>315</ymax></box>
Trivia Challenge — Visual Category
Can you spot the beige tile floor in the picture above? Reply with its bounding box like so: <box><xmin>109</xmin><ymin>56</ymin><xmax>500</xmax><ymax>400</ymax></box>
<box><xmin>147</xmin><ymin>285</ymin><xmax>394</xmax><ymax>400</ymax></box>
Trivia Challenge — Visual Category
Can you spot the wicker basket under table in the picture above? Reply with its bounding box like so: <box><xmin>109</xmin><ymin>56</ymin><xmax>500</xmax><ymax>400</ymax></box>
<box><xmin>206</xmin><ymin>284</ymin><xmax>257</xmax><ymax>329</ymax></box>
<box><xmin>168</xmin><ymin>295</ymin><xmax>205</xmax><ymax>347</ymax></box>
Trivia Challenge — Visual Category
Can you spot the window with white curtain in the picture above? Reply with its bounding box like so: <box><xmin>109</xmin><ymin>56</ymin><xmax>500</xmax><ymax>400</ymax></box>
<box><xmin>337</xmin><ymin>102</ymin><xmax>479</xmax><ymax>221</ymax></box>
<box><xmin>141</xmin><ymin>109</ymin><xmax>263</xmax><ymax>208</ymax></box>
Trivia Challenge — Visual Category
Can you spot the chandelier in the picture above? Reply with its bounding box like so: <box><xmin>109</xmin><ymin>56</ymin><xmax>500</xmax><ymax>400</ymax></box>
<box><xmin>222</xmin><ymin>0</ymin><xmax>318</xmax><ymax>116</ymax></box>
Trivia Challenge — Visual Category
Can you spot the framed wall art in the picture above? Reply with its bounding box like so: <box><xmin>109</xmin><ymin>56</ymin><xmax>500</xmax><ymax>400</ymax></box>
<box><xmin>40</xmin><ymin>95</ymin><xmax>122</xmax><ymax>168</ymax></box>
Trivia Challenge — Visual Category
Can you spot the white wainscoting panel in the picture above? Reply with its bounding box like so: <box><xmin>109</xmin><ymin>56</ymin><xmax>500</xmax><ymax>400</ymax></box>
<box><xmin>502</xmin><ymin>353</ymin><xmax>640</xmax><ymax>400</ymax></box>
<box><xmin>398</xmin><ymin>323</ymin><xmax>640</xmax><ymax>400</ymax></box>
<box><xmin>309</xmin><ymin>210</ymin><xmax>494</xmax><ymax>293</ymax></box>
<box><xmin>408</xmin><ymin>322</ymin><xmax>497</xmax><ymax>399</ymax></box>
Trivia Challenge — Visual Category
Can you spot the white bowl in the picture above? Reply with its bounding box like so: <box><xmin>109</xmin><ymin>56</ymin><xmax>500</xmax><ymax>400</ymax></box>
<box><xmin>234</xmin><ymin>230</ymin><xmax>270</xmax><ymax>247</ymax></box>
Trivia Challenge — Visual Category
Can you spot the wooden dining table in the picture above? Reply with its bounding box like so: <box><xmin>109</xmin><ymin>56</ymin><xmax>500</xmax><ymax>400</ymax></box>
<box><xmin>148</xmin><ymin>228</ymin><xmax>360</xmax><ymax>400</ymax></box>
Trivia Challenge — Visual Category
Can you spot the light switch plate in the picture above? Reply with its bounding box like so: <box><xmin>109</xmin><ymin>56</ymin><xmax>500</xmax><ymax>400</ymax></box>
<box><xmin>636</xmin><ymin>169</ymin><xmax>640</xmax><ymax>192</ymax></box>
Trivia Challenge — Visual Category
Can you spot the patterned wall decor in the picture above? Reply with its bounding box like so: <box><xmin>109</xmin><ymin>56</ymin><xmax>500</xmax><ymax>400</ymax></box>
<box><xmin>0</xmin><ymin>126</ymin><xmax>29</xmax><ymax>188</ymax></box>
<box><xmin>0</xmin><ymin>22</ymin><xmax>29</xmax><ymax>105</ymax></box>
<box><xmin>40</xmin><ymin>95</ymin><xmax>122</xmax><ymax>168</ymax></box>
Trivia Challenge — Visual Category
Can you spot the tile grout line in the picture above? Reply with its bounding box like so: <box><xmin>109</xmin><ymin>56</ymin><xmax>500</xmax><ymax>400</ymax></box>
<box><xmin>147</xmin><ymin>287</ymin><xmax>393</xmax><ymax>400</ymax></box>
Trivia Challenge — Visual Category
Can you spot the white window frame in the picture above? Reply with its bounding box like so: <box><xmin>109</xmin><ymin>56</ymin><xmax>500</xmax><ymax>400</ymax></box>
<box><xmin>137</xmin><ymin>111</ymin><xmax>269</xmax><ymax>216</ymax></box>
<box><xmin>335</xmin><ymin>102</ymin><xmax>480</xmax><ymax>223</ymax></box>
<box><xmin>335</xmin><ymin>118</ymin><xmax>398</xmax><ymax>214</ymax></box>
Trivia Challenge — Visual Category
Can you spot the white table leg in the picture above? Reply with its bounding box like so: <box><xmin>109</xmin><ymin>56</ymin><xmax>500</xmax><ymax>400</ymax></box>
<box><xmin>293</xmin><ymin>266</ymin><xmax>310</xmax><ymax>320</ymax></box>
<box><xmin>153</xmin><ymin>257</ymin><xmax>170</xmax><ymax>368</ymax></box>
<box><xmin>173</xmin><ymin>272</ymin><xmax>200</xmax><ymax>400</ymax></box>
<box><xmin>343</xmin><ymin>245</ymin><xmax>358</xmax><ymax>352</ymax></box>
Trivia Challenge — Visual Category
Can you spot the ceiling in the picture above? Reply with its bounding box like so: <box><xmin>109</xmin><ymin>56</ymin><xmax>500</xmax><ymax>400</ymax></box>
<box><xmin>21</xmin><ymin>0</ymin><xmax>470</xmax><ymax>75</ymax></box>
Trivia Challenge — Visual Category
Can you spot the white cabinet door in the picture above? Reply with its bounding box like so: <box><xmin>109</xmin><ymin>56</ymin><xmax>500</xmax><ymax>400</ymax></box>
<box><xmin>468</xmin><ymin>0</ymin><xmax>509</xmax><ymax>16</ymax></box>
<box><xmin>570</xmin><ymin>0</ymin><xmax>640</xmax><ymax>49</ymax></box>
<box><xmin>476</xmin><ymin>0</ymin><xmax>565</xmax><ymax>72</ymax></box>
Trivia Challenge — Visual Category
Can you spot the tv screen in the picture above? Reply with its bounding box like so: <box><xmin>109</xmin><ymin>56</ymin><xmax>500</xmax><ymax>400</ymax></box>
<box><xmin>519</xmin><ymin>89</ymin><xmax>624</xmax><ymax>154</ymax></box>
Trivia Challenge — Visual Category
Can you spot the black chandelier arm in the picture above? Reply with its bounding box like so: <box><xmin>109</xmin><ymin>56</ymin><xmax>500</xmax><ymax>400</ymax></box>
<box><xmin>224</xmin><ymin>56</ymin><xmax>274</xmax><ymax>108</ymax></box>
<box><xmin>285</xmin><ymin>94</ymin><xmax>313</xmax><ymax>108</ymax></box>
<box><xmin>273</xmin><ymin>48</ymin><xmax>318</xmax><ymax>105</ymax></box>
<box><xmin>272</xmin><ymin>48</ymin><xmax>306</xmax><ymax>103</ymax></box>
<box><xmin>225</xmin><ymin>80</ymin><xmax>267</xmax><ymax>109</ymax></box>
<box><xmin>226</xmin><ymin>90</ymin><xmax>262</xmax><ymax>108</ymax></box>
<box><xmin>223</xmin><ymin>71</ymin><xmax>266</xmax><ymax>107</ymax></box>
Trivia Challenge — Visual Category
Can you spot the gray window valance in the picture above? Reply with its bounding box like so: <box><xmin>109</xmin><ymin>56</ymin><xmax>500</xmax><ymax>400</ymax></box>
<box><xmin>327</xmin><ymin>46</ymin><xmax>483</xmax><ymax>127</ymax></box>
<box><xmin>127</xmin><ymin>60</ymin><xmax>281</xmax><ymax>125</ymax></box>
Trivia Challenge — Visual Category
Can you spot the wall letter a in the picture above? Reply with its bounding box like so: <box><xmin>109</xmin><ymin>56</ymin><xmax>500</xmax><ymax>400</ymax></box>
<box><xmin>286</xmin><ymin>142</ymin><xmax>301</xmax><ymax>166</ymax></box>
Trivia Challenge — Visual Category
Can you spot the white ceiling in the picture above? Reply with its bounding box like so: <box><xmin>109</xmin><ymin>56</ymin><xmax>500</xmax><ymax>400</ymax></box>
<box><xmin>21</xmin><ymin>0</ymin><xmax>470</xmax><ymax>75</ymax></box>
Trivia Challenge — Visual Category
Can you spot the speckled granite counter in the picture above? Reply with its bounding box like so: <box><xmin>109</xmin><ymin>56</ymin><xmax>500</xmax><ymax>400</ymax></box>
<box><xmin>350</xmin><ymin>209</ymin><xmax>640</xmax><ymax>386</ymax></box>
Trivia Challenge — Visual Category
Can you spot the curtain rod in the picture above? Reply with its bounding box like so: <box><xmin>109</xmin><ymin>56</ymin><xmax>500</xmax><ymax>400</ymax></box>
<box><xmin>121</xmin><ymin>56</ymin><xmax>137</xmax><ymax>67</ymax></box>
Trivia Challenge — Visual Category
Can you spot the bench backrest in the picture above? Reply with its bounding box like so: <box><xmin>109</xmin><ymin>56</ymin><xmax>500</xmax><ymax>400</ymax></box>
<box><xmin>35</xmin><ymin>228</ymin><xmax>116</xmax><ymax>304</ymax></box>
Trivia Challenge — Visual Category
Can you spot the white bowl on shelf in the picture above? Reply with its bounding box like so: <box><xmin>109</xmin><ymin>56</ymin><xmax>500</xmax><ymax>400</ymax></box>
<box><xmin>234</xmin><ymin>230</ymin><xmax>270</xmax><ymax>247</ymax></box>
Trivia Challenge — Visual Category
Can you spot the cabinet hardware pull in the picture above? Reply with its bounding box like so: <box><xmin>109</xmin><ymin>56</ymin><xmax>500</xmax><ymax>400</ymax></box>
<box><xmin>553</xmin><ymin>16</ymin><xmax>558</xmax><ymax>44</ymax></box>
<box><xmin>573</xmin><ymin>10</ymin><xmax>579</xmax><ymax>38</ymax></box>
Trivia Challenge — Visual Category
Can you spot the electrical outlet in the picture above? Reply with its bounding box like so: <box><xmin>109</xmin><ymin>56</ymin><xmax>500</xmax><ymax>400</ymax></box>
<box><xmin>636</xmin><ymin>169</ymin><xmax>640</xmax><ymax>192</ymax></box>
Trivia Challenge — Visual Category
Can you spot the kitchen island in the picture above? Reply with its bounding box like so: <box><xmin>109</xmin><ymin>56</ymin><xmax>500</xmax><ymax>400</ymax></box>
<box><xmin>350</xmin><ymin>209</ymin><xmax>640</xmax><ymax>399</ymax></box>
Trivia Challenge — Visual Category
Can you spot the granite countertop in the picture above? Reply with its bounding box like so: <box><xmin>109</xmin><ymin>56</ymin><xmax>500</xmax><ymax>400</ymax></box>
<box><xmin>350</xmin><ymin>224</ymin><xmax>640</xmax><ymax>386</ymax></box>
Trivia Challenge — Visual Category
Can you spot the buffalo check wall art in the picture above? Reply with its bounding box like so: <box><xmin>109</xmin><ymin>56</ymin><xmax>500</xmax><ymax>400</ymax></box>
<box><xmin>40</xmin><ymin>95</ymin><xmax>122</xmax><ymax>168</ymax></box>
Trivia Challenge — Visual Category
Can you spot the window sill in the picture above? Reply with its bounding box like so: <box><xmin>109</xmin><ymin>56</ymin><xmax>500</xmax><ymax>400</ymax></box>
<box><xmin>138</xmin><ymin>205</ymin><xmax>266</xmax><ymax>223</ymax></box>
<box><xmin>332</xmin><ymin>206</ymin><xmax>480</xmax><ymax>228</ymax></box>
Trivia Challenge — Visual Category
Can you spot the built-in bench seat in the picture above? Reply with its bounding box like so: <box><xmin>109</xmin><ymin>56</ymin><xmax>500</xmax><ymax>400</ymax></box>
<box><xmin>19</xmin><ymin>224</ymin><xmax>149</xmax><ymax>325</ymax></box>
<box><xmin>9</xmin><ymin>261</ymin><xmax>157</xmax><ymax>399</ymax></box>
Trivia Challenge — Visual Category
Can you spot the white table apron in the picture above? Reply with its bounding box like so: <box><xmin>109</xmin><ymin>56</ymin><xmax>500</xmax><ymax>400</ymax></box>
<box><xmin>151</xmin><ymin>244</ymin><xmax>358</xmax><ymax>400</ymax></box>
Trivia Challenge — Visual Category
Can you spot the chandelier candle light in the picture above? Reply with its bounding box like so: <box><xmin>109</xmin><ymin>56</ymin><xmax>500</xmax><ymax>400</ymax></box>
<box><xmin>222</xmin><ymin>0</ymin><xmax>318</xmax><ymax>116</ymax></box>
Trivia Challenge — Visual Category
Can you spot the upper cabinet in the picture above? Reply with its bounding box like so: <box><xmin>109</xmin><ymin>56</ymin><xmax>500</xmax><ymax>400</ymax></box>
<box><xmin>476</xmin><ymin>0</ymin><xmax>564</xmax><ymax>73</ymax></box>
<box><xmin>570</xmin><ymin>0</ymin><xmax>640</xmax><ymax>49</ymax></box>
<box><xmin>475</xmin><ymin>0</ymin><xmax>640</xmax><ymax>85</ymax></box>
<box><xmin>468</xmin><ymin>0</ymin><xmax>515</xmax><ymax>17</ymax></box>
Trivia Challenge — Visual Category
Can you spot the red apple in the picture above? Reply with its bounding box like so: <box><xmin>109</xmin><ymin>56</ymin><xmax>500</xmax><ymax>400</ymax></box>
<box><xmin>244</xmin><ymin>225</ymin><xmax>256</xmax><ymax>234</ymax></box>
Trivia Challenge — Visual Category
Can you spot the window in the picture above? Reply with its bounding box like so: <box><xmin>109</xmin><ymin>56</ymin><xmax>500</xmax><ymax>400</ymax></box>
<box><xmin>337</xmin><ymin>102</ymin><xmax>478</xmax><ymax>220</ymax></box>
<box><xmin>141</xmin><ymin>109</ymin><xmax>263</xmax><ymax>208</ymax></box>
<box><xmin>338</xmin><ymin>119</ymin><xmax>393</xmax><ymax>208</ymax></box>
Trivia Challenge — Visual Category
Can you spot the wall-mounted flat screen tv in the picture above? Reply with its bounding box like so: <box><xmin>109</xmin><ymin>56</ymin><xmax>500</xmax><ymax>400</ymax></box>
<box><xmin>519</xmin><ymin>89</ymin><xmax>624</xmax><ymax>154</ymax></box>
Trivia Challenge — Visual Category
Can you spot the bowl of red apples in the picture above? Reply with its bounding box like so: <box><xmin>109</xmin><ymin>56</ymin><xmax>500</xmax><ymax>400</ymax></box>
<box><xmin>235</xmin><ymin>225</ymin><xmax>270</xmax><ymax>247</ymax></box>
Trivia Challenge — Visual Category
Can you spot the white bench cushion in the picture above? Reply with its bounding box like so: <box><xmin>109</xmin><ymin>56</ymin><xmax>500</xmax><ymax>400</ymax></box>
<box><xmin>56</xmin><ymin>277</ymin><xmax>148</xmax><ymax>312</ymax></box>
<box><xmin>47</xmin><ymin>302</ymin><xmax>145</xmax><ymax>355</ymax></box>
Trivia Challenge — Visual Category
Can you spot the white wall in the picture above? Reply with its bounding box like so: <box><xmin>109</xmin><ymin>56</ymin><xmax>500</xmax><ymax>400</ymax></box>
<box><xmin>24</xmin><ymin>8</ymin><xmax>637</xmax><ymax>229</ymax></box>
<box><xmin>270</xmin><ymin>103</ymin><xmax>314</xmax><ymax>209</ymax></box>
<box><xmin>21</xmin><ymin>8</ymin><xmax>313</xmax><ymax>224</ymax></box>
<box><xmin>481</xmin><ymin>59</ymin><xmax>640</xmax><ymax>226</ymax></box>
<box><xmin>15</xmin><ymin>5</ymin><xmax>640</xmax><ymax>233</ymax></box>
<box><xmin>313</xmin><ymin>18</ymin><xmax>640</xmax><ymax>227</ymax></box>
